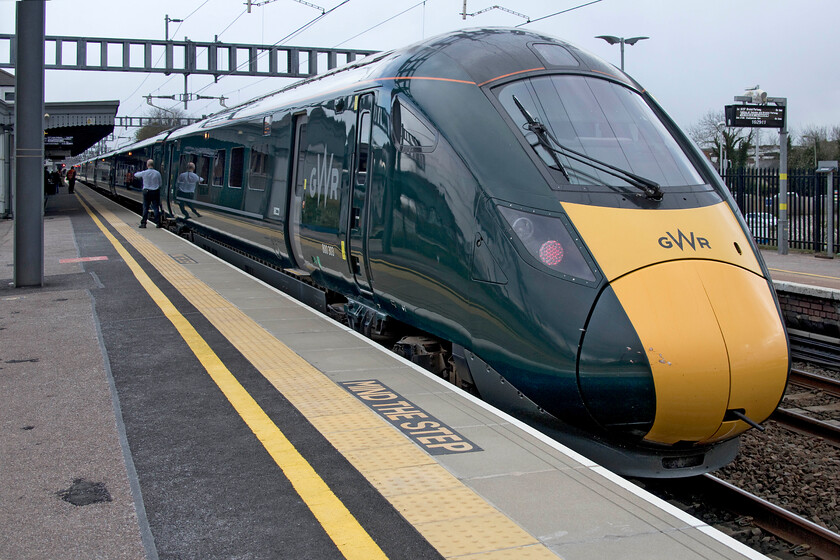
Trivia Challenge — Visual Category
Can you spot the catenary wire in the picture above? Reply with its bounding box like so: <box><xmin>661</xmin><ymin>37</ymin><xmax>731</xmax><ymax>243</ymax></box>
<box><xmin>121</xmin><ymin>0</ymin><xmax>216</xmax><ymax>117</ymax></box>
<box><xmin>185</xmin><ymin>0</ymin><xmax>428</xmax><ymax>114</ymax></box>
<box><xmin>173</xmin><ymin>0</ymin><xmax>351</xmax><ymax>114</ymax></box>
<box><xmin>515</xmin><ymin>0</ymin><xmax>603</xmax><ymax>27</ymax></box>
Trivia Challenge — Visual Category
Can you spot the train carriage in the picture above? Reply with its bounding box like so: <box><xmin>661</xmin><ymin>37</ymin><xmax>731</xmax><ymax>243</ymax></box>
<box><xmin>82</xmin><ymin>28</ymin><xmax>789</xmax><ymax>477</ymax></box>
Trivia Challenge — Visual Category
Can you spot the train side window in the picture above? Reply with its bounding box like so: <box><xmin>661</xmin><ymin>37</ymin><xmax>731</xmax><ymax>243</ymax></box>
<box><xmin>196</xmin><ymin>156</ymin><xmax>211</xmax><ymax>185</ymax></box>
<box><xmin>248</xmin><ymin>147</ymin><xmax>270</xmax><ymax>192</ymax></box>
<box><xmin>229</xmin><ymin>147</ymin><xmax>244</xmax><ymax>189</ymax></box>
<box><xmin>212</xmin><ymin>150</ymin><xmax>226</xmax><ymax>187</ymax></box>
<box><xmin>356</xmin><ymin>111</ymin><xmax>371</xmax><ymax>179</ymax></box>
<box><xmin>391</xmin><ymin>99</ymin><xmax>437</xmax><ymax>153</ymax></box>
<box><xmin>178</xmin><ymin>154</ymin><xmax>192</xmax><ymax>174</ymax></box>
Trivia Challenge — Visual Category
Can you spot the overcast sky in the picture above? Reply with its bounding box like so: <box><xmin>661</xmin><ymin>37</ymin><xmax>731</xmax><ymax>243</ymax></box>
<box><xmin>2</xmin><ymin>0</ymin><xmax>838</xmax><ymax>146</ymax></box>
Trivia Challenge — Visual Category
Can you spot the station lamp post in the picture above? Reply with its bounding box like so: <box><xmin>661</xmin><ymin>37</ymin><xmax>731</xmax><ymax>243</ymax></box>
<box><xmin>165</xmin><ymin>14</ymin><xmax>183</xmax><ymax>41</ymax></box>
<box><xmin>595</xmin><ymin>35</ymin><xmax>649</xmax><ymax>71</ymax></box>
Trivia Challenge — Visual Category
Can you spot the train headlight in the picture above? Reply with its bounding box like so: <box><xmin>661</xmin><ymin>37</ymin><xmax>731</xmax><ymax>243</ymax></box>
<box><xmin>497</xmin><ymin>205</ymin><xmax>597</xmax><ymax>282</ymax></box>
<box><xmin>511</xmin><ymin>216</ymin><xmax>534</xmax><ymax>239</ymax></box>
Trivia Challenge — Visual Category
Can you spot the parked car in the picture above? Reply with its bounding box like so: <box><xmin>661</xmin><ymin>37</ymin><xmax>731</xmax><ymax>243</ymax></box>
<box><xmin>745</xmin><ymin>212</ymin><xmax>778</xmax><ymax>243</ymax></box>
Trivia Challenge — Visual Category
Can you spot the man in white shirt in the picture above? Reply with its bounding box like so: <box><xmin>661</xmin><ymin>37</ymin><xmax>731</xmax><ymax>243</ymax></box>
<box><xmin>134</xmin><ymin>159</ymin><xmax>163</xmax><ymax>228</ymax></box>
<box><xmin>175</xmin><ymin>162</ymin><xmax>203</xmax><ymax>218</ymax></box>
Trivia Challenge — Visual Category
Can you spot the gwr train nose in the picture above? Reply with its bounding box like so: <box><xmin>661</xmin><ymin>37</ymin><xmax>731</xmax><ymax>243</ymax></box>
<box><xmin>579</xmin><ymin>260</ymin><xmax>789</xmax><ymax>444</ymax></box>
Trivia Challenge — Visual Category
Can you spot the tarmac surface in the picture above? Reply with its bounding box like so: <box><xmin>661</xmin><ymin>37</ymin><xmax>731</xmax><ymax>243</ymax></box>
<box><xmin>1</xmin><ymin>187</ymin><xmax>807</xmax><ymax>560</ymax></box>
<box><xmin>2</xmin><ymin>191</ymin><xmax>441</xmax><ymax>559</ymax></box>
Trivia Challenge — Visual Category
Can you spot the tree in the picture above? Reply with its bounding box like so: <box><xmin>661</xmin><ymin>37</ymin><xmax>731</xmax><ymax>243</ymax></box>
<box><xmin>135</xmin><ymin>107</ymin><xmax>187</xmax><ymax>142</ymax></box>
<box><xmin>687</xmin><ymin>110</ymin><xmax>754</xmax><ymax>170</ymax></box>
<box><xmin>788</xmin><ymin>125</ymin><xmax>840</xmax><ymax>169</ymax></box>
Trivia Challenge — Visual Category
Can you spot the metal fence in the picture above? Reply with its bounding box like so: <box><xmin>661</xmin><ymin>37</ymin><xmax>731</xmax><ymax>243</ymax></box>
<box><xmin>721</xmin><ymin>167</ymin><xmax>840</xmax><ymax>253</ymax></box>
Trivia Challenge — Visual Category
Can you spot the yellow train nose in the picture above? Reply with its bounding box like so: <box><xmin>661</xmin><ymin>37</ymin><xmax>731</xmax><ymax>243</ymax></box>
<box><xmin>610</xmin><ymin>260</ymin><xmax>789</xmax><ymax>445</ymax></box>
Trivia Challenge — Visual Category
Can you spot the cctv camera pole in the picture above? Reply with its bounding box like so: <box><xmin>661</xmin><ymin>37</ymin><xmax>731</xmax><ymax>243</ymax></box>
<box><xmin>816</xmin><ymin>161</ymin><xmax>838</xmax><ymax>258</ymax></box>
<box><xmin>14</xmin><ymin>0</ymin><xmax>46</xmax><ymax>287</ymax></box>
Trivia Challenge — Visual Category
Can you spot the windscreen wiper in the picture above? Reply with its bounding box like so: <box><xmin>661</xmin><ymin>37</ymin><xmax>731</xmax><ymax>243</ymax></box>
<box><xmin>511</xmin><ymin>95</ymin><xmax>663</xmax><ymax>201</ymax></box>
<box><xmin>512</xmin><ymin>96</ymin><xmax>570</xmax><ymax>181</ymax></box>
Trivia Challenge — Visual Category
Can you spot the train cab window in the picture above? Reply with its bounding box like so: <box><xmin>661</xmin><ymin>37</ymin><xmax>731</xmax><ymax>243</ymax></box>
<box><xmin>497</xmin><ymin>75</ymin><xmax>704</xmax><ymax>191</ymax></box>
<box><xmin>212</xmin><ymin>150</ymin><xmax>226</xmax><ymax>187</ymax></box>
<box><xmin>391</xmin><ymin>99</ymin><xmax>437</xmax><ymax>153</ymax></box>
<box><xmin>229</xmin><ymin>147</ymin><xmax>244</xmax><ymax>189</ymax></box>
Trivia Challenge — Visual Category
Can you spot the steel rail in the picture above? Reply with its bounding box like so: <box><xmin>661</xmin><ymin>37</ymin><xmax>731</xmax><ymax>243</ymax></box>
<box><xmin>698</xmin><ymin>474</ymin><xmax>840</xmax><ymax>560</ymax></box>
<box><xmin>790</xmin><ymin>334</ymin><xmax>840</xmax><ymax>371</ymax></box>
<box><xmin>771</xmin><ymin>409</ymin><xmax>840</xmax><ymax>445</ymax></box>
<box><xmin>790</xmin><ymin>368</ymin><xmax>840</xmax><ymax>398</ymax></box>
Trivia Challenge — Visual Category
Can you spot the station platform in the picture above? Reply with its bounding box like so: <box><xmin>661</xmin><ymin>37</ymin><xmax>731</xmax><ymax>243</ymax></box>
<box><xmin>1</xmin><ymin>186</ymin><xmax>768</xmax><ymax>560</ymax></box>
<box><xmin>762</xmin><ymin>247</ymin><xmax>840</xmax><ymax>292</ymax></box>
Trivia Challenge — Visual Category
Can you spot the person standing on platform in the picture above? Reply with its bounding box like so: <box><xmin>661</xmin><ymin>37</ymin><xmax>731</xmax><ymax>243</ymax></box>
<box><xmin>175</xmin><ymin>162</ymin><xmax>203</xmax><ymax>218</ymax></box>
<box><xmin>66</xmin><ymin>166</ymin><xmax>76</xmax><ymax>194</ymax></box>
<box><xmin>134</xmin><ymin>159</ymin><xmax>163</xmax><ymax>228</ymax></box>
<box><xmin>49</xmin><ymin>167</ymin><xmax>61</xmax><ymax>194</ymax></box>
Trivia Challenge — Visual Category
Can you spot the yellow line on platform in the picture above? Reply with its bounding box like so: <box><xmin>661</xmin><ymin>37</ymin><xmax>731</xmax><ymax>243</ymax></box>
<box><xmin>76</xmin><ymin>192</ymin><xmax>387</xmax><ymax>560</ymax></box>
<box><xmin>78</xmin><ymin>186</ymin><xmax>560</xmax><ymax>559</ymax></box>
<box><xmin>769</xmin><ymin>267</ymin><xmax>840</xmax><ymax>282</ymax></box>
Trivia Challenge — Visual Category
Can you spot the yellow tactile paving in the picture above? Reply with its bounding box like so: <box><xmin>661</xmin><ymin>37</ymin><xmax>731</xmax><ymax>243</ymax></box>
<box><xmin>342</xmin><ymin>445</ymin><xmax>437</xmax><ymax>472</ymax></box>
<box><xmin>311</xmin><ymin>427</ymin><xmax>409</xmax><ymax>451</ymax></box>
<box><xmin>387</xmin><ymin>488</ymin><xmax>495</xmax><ymax>524</ymax></box>
<box><xmin>308</xmin><ymin>413</ymin><xmax>386</xmax><ymax>434</ymax></box>
<box><xmin>81</xmin><ymin>190</ymin><xmax>561</xmax><ymax>559</ymax></box>
<box><xmin>416</xmin><ymin>516</ymin><xmax>540</xmax><ymax>558</ymax></box>
<box><xmin>459</xmin><ymin>546</ymin><xmax>565</xmax><ymax>559</ymax></box>
<box><xmin>77</xmin><ymin>196</ymin><xmax>387</xmax><ymax>560</ymax></box>
<box><xmin>362</xmin><ymin>464</ymin><xmax>465</xmax><ymax>497</ymax></box>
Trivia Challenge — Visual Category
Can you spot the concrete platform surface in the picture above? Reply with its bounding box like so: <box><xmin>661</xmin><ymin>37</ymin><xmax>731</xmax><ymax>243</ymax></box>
<box><xmin>0</xmin><ymin>188</ymin><xmax>770</xmax><ymax>560</ymax></box>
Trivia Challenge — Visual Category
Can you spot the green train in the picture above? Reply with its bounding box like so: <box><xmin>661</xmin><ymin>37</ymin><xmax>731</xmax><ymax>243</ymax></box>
<box><xmin>81</xmin><ymin>28</ymin><xmax>789</xmax><ymax>477</ymax></box>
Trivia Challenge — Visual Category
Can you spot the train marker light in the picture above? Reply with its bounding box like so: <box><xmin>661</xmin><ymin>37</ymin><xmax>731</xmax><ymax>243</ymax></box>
<box><xmin>539</xmin><ymin>240</ymin><xmax>564</xmax><ymax>266</ymax></box>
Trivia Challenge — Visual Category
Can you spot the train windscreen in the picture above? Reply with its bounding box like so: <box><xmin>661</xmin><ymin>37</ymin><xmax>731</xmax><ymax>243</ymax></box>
<box><xmin>497</xmin><ymin>75</ymin><xmax>704</xmax><ymax>192</ymax></box>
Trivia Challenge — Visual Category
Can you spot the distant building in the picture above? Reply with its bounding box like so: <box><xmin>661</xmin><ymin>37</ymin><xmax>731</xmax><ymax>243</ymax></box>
<box><xmin>0</xmin><ymin>68</ymin><xmax>14</xmax><ymax>103</ymax></box>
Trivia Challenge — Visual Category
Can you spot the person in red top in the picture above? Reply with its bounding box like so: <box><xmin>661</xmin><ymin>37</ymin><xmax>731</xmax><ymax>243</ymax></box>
<box><xmin>66</xmin><ymin>166</ymin><xmax>76</xmax><ymax>194</ymax></box>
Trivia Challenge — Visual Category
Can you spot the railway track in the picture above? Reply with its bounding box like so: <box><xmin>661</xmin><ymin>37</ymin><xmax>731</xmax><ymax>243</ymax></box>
<box><xmin>697</xmin><ymin>474</ymin><xmax>840</xmax><ymax>560</ymax></box>
<box><xmin>639</xmin><ymin>474</ymin><xmax>840</xmax><ymax>560</ymax></box>
<box><xmin>775</xmin><ymin>368</ymin><xmax>840</xmax><ymax>446</ymax></box>
<box><xmin>790</xmin><ymin>333</ymin><xmax>840</xmax><ymax>371</ymax></box>
<box><xmin>790</xmin><ymin>368</ymin><xmax>840</xmax><ymax>398</ymax></box>
<box><xmin>639</xmin><ymin>370</ymin><xmax>840</xmax><ymax>558</ymax></box>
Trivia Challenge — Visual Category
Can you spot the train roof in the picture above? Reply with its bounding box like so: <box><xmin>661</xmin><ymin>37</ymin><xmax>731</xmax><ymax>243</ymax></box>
<box><xmin>165</xmin><ymin>28</ymin><xmax>636</xmax><ymax>140</ymax></box>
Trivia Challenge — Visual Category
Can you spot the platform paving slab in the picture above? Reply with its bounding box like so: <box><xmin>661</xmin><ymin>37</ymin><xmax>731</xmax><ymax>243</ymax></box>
<box><xmin>0</xmin><ymin>209</ymin><xmax>148</xmax><ymax>560</ymax></box>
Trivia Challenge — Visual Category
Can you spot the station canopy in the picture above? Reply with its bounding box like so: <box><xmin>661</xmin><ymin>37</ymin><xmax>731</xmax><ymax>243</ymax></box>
<box><xmin>0</xmin><ymin>70</ymin><xmax>118</xmax><ymax>160</ymax></box>
<box><xmin>42</xmin><ymin>100</ymin><xmax>120</xmax><ymax>160</ymax></box>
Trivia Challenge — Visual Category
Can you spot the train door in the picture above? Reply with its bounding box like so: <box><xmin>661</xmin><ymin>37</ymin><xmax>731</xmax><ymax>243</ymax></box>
<box><xmin>163</xmin><ymin>142</ymin><xmax>176</xmax><ymax>216</ymax></box>
<box><xmin>347</xmin><ymin>93</ymin><xmax>375</xmax><ymax>294</ymax></box>
<box><xmin>287</xmin><ymin>114</ymin><xmax>309</xmax><ymax>270</ymax></box>
<box><xmin>107</xmin><ymin>161</ymin><xmax>117</xmax><ymax>196</ymax></box>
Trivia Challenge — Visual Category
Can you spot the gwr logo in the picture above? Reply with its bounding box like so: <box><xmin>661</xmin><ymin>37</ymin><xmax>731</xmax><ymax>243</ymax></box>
<box><xmin>308</xmin><ymin>147</ymin><xmax>340</xmax><ymax>206</ymax></box>
<box><xmin>658</xmin><ymin>230</ymin><xmax>711</xmax><ymax>251</ymax></box>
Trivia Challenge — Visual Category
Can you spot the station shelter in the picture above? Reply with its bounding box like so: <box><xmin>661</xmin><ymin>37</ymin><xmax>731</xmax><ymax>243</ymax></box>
<box><xmin>0</xmin><ymin>68</ymin><xmax>118</xmax><ymax>217</ymax></box>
